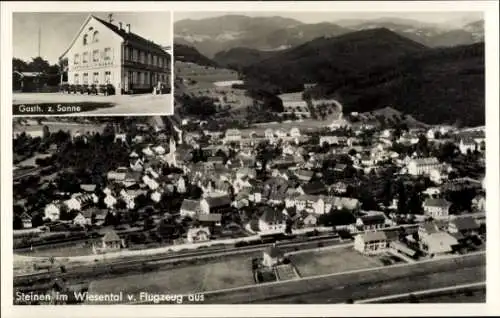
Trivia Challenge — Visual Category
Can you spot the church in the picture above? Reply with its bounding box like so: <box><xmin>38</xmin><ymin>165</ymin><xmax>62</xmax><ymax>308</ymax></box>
<box><xmin>60</xmin><ymin>14</ymin><xmax>171</xmax><ymax>95</ymax></box>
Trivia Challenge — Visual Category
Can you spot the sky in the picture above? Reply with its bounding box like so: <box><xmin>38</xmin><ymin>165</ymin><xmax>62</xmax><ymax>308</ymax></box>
<box><xmin>174</xmin><ymin>11</ymin><xmax>483</xmax><ymax>26</ymax></box>
<box><xmin>13</xmin><ymin>12</ymin><xmax>172</xmax><ymax>64</ymax></box>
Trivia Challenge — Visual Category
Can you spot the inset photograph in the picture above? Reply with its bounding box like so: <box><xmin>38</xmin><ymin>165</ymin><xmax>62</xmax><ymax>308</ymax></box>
<box><xmin>13</xmin><ymin>12</ymin><xmax>173</xmax><ymax>116</ymax></box>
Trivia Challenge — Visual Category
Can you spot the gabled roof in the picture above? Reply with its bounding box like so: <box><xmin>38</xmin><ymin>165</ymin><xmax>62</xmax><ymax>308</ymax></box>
<box><xmin>102</xmin><ymin>230</ymin><xmax>120</xmax><ymax>242</ymax></box>
<box><xmin>180</xmin><ymin>199</ymin><xmax>200</xmax><ymax>212</ymax></box>
<box><xmin>60</xmin><ymin>15</ymin><xmax>170</xmax><ymax>60</ymax></box>
<box><xmin>424</xmin><ymin>198</ymin><xmax>451</xmax><ymax>208</ymax></box>
<box><xmin>359</xmin><ymin>214</ymin><xmax>386</xmax><ymax>225</ymax></box>
<box><xmin>93</xmin><ymin>16</ymin><xmax>170</xmax><ymax>57</ymax></box>
<box><xmin>360</xmin><ymin>231</ymin><xmax>387</xmax><ymax>242</ymax></box>
<box><xmin>204</xmin><ymin>195</ymin><xmax>232</xmax><ymax>208</ymax></box>
<box><xmin>301</xmin><ymin>181</ymin><xmax>327</xmax><ymax>195</ymax></box>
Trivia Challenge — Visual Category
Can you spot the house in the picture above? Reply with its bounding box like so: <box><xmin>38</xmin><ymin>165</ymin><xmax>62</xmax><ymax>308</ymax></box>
<box><xmin>354</xmin><ymin>231</ymin><xmax>389</xmax><ymax>255</ymax></box>
<box><xmin>199</xmin><ymin>195</ymin><xmax>232</xmax><ymax>214</ymax></box>
<box><xmin>303</xmin><ymin>213</ymin><xmax>318</xmax><ymax>227</ymax></box>
<box><xmin>224</xmin><ymin>129</ymin><xmax>242</xmax><ymax>144</ymax></box>
<box><xmin>60</xmin><ymin>14</ymin><xmax>170</xmax><ymax>94</ymax></box>
<box><xmin>93</xmin><ymin>230</ymin><xmax>124</xmax><ymax>254</ymax></box>
<box><xmin>423</xmin><ymin>198</ymin><xmax>451</xmax><ymax>219</ymax></box>
<box><xmin>290</xmin><ymin>127</ymin><xmax>301</xmax><ymax>138</ymax></box>
<box><xmin>418</xmin><ymin>221</ymin><xmax>440</xmax><ymax>240</ymax></box>
<box><xmin>44</xmin><ymin>203</ymin><xmax>60</xmax><ymax>221</ymax></box>
<box><xmin>407</xmin><ymin>157</ymin><xmax>441</xmax><ymax>175</ymax></box>
<box><xmin>20</xmin><ymin>212</ymin><xmax>32</xmax><ymax>229</ymax></box>
<box><xmin>354</xmin><ymin>213</ymin><xmax>387</xmax><ymax>232</ymax></box>
<box><xmin>264</xmin><ymin>128</ymin><xmax>275</xmax><ymax>140</ymax></box>
<box><xmin>262</xmin><ymin>245</ymin><xmax>285</xmax><ymax>267</ymax></box>
<box><xmin>448</xmin><ymin>217</ymin><xmax>479</xmax><ymax>235</ymax></box>
<box><xmin>275</xmin><ymin>129</ymin><xmax>288</xmax><ymax>139</ymax></box>
<box><xmin>104</xmin><ymin>194</ymin><xmax>117</xmax><ymax>209</ymax></box>
<box><xmin>259</xmin><ymin>208</ymin><xmax>287</xmax><ymax>233</ymax></box>
<box><xmin>420</xmin><ymin>232</ymin><xmax>459</xmax><ymax>256</ymax></box>
<box><xmin>472</xmin><ymin>195</ymin><xmax>486</xmax><ymax>212</ymax></box>
<box><xmin>72</xmin><ymin>211</ymin><xmax>90</xmax><ymax>226</ymax></box>
<box><xmin>459</xmin><ymin>137</ymin><xmax>476</xmax><ymax>154</ymax></box>
<box><xmin>186</xmin><ymin>227</ymin><xmax>210</xmax><ymax>243</ymax></box>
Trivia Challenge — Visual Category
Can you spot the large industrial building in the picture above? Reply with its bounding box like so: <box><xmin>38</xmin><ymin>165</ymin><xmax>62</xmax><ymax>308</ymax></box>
<box><xmin>60</xmin><ymin>14</ymin><xmax>171</xmax><ymax>95</ymax></box>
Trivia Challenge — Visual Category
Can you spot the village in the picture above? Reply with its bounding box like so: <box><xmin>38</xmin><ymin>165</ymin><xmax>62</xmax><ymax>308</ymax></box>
<box><xmin>13</xmin><ymin>101</ymin><xmax>486</xmax><ymax>274</ymax></box>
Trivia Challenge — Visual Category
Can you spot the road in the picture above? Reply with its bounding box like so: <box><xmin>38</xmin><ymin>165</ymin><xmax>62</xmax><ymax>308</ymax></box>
<box><xmin>13</xmin><ymin>92</ymin><xmax>173</xmax><ymax>115</ymax></box>
<box><xmin>199</xmin><ymin>252</ymin><xmax>485</xmax><ymax>304</ymax></box>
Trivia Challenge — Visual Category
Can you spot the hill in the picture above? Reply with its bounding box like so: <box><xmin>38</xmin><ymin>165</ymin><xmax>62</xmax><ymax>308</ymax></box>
<box><xmin>335</xmin><ymin>17</ymin><xmax>484</xmax><ymax>48</ymax></box>
<box><xmin>241</xmin><ymin>28</ymin><xmax>484</xmax><ymax>126</ymax></box>
<box><xmin>314</xmin><ymin>42</ymin><xmax>485</xmax><ymax>127</ymax></box>
<box><xmin>213</xmin><ymin>47</ymin><xmax>276</xmax><ymax>69</ymax></box>
<box><xmin>243</xmin><ymin>28</ymin><xmax>428</xmax><ymax>93</ymax></box>
<box><xmin>174</xmin><ymin>43</ymin><xmax>218</xmax><ymax>67</ymax></box>
<box><xmin>175</xmin><ymin>15</ymin><xmax>304</xmax><ymax>57</ymax></box>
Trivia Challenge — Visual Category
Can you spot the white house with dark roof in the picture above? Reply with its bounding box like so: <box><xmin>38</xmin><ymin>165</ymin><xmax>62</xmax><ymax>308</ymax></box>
<box><xmin>60</xmin><ymin>14</ymin><xmax>170</xmax><ymax>94</ymax></box>
<box><xmin>354</xmin><ymin>231</ymin><xmax>389</xmax><ymax>255</ymax></box>
<box><xmin>199</xmin><ymin>195</ymin><xmax>232</xmax><ymax>215</ymax></box>
<box><xmin>259</xmin><ymin>208</ymin><xmax>287</xmax><ymax>233</ymax></box>
<box><xmin>263</xmin><ymin>244</ymin><xmax>285</xmax><ymax>267</ymax></box>
<box><xmin>423</xmin><ymin>198</ymin><xmax>451</xmax><ymax>219</ymax></box>
<box><xmin>407</xmin><ymin>157</ymin><xmax>441</xmax><ymax>176</ymax></box>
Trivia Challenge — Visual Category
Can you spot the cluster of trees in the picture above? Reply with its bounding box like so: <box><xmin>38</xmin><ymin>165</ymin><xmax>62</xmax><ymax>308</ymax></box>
<box><xmin>13</xmin><ymin>57</ymin><xmax>65</xmax><ymax>87</ymax></box>
<box><xmin>238</xmin><ymin>29</ymin><xmax>484</xmax><ymax>126</ymax></box>
<box><xmin>177</xmin><ymin>94</ymin><xmax>218</xmax><ymax>117</ymax></box>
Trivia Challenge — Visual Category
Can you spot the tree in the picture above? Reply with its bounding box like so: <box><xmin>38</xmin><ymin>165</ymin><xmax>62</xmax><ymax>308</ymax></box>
<box><xmin>397</xmin><ymin>181</ymin><xmax>408</xmax><ymax>215</ymax></box>
<box><xmin>13</xmin><ymin>215</ymin><xmax>23</xmax><ymax>230</ymax></box>
<box><xmin>408</xmin><ymin>191</ymin><xmax>423</xmax><ymax>215</ymax></box>
<box><xmin>143</xmin><ymin>216</ymin><xmax>155</xmax><ymax>230</ymax></box>
<box><xmin>31</xmin><ymin>213</ymin><xmax>44</xmax><ymax>228</ymax></box>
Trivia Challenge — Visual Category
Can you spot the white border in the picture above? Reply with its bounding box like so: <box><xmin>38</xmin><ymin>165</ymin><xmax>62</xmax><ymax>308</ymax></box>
<box><xmin>2</xmin><ymin>1</ymin><xmax>499</xmax><ymax>317</ymax></box>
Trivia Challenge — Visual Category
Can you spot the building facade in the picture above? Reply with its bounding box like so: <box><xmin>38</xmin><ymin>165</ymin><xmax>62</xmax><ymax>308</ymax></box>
<box><xmin>60</xmin><ymin>15</ymin><xmax>171</xmax><ymax>95</ymax></box>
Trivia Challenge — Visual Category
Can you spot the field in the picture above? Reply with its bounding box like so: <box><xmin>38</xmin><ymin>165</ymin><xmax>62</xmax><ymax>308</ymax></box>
<box><xmin>88</xmin><ymin>254</ymin><xmax>256</xmax><ymax>299</ymax></box>
<box><xmin>16</xmin><ymin>242</ymin><xmax>94</xmax><ymax>258</ymax></box>
<box><xmin>289</xmin><ymin>246</ymin><xmax>384</xmax><ymax>277</ymax></box>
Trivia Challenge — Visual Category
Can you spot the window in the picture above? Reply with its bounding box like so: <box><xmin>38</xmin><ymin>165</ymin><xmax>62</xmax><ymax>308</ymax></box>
<box><xmin>93</xmin><ymin>72</ymin><xmax>99</xmax><ymax>84</ymax></box>
<box><xmin>140</xmin><ymin>51</ymin><xmax>145</xmax><ymax>64</ymax></box>
<box><xmin>83</xmin><ymin>52</ymin><xmax>89</xmax><ymax>64</ymax></box>
<box><xmin>132</xmin><ymin>71</ymin><xmax>137</xmax><ymax>84</ymax></box>
<box><xmin>92</xmin><ymin>31</ymin><xmax>99</xmax><ymax>43</ymax></box>
<box><xmin>159</xmin><ymin>57</ymin><xmax>163</xmax><ymax>67</ymax></box>
<box><xmin>132</xmin><ymin>49</ymin><xmax>138</xmax><ymax>61</ymax></box>
<box><xmin>105</xmin><ymin>71</ymin><xmax>111</xmax><ymax>84</ymax></box>
<box><xmin>74</xmin><ymin>54</ymin><xmax>80</xmax><ymax>65</ymax></box>
<box><xmin>83</xmin><ymin>73</ymin><xmax>89</xmax><ymax>84</ymax></box>
<box><xmin>74</xmin><ymin>73</ymin><xmax>79</xmax><ymax>84</ymax></box>
<box><xmin>153</xmin><ymin>55</ymin><xmax>157</xmax><ymax>66</ymax></box>
<box><xmin>148</xmin><ymin>53</ymin><xmax>151</xmax><ymax>65</ymax></box>
<box><xmin>93</xmin><ymin>50</ymin><xmax>99</xmax><ymax>62</ymax></box>
<box><xmin>104</xmin><ymin>48</ymin><xmax>111</xmax><ymax>61</ymax></box>
<box><xmin>83</xmin><ymin>34</ymin><xmax>88</xmax><ymax>45</ymax></box>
